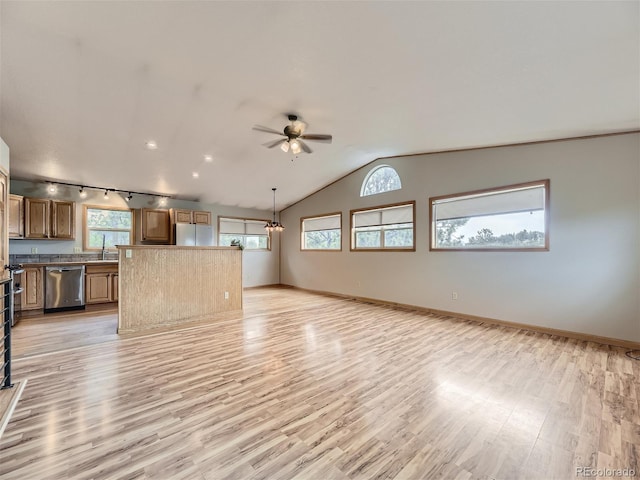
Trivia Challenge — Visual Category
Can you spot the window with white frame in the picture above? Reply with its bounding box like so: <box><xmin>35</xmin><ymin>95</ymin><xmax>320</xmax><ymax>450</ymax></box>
<box><xmin>360</xmin><ymin>165</ymin><xmax>402</xmax><ymax>196</ymax></box>
<box><xmin>430</xmin><ymin>180</ymin><xmax>549</xmax><ymax>251</ymax></box>
<box><xmin>218</xmin><ymin>217</ymin><xmax>270</xmax><ymax>250</ymax></box>
<box><xmin>301</xmin><ymin>213</ymin><xmax>341</xmax><ymax>250</ymax></box>
<box><xmin>351</xmin><ymin>202</ymin><xmax>415</xmax><ymax>251</ymax></box>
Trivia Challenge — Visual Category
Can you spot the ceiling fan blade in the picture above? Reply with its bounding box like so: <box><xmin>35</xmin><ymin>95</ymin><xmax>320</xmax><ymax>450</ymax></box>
<box><xmin>253</xmin><ymin>125</ymin><xmax>285</xmax><ymax>136</ymax></box>
<box><xmin>298</xmin><ymin>139</ymin><xmax>312</xmax><ymax>154</ymax></box>
<box><xmin>263</xmin><ymin>138</ymin><xmax>286</xmax><ymax>149</ymax></box>
<box><xmin>300</xmin><ymin>134</ymin><xmax>332</xmax><ymax>143</ymax></box>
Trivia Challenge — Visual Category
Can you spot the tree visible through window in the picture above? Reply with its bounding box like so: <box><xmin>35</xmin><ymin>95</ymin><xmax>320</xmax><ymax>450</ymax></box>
<box><xmin>84</xmin><ymin>206</ymin><xmax>134</xmax><ymax>250</ymax></box>
<box><xmin>301</xmin><ymin>213</ymin><xmax>341</xmax><ymax>250</ymax></box>
<box><xmin>361</xmin><ymin>165</ymin><xmax>402</xmax><ymax>196</ymax></box>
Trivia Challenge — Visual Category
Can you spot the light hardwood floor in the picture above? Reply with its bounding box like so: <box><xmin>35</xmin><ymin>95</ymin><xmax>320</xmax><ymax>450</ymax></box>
<box><xmin>0</xmin><ymin>287</ymin><xmax>638</xmax><ymax>479</ymax></box>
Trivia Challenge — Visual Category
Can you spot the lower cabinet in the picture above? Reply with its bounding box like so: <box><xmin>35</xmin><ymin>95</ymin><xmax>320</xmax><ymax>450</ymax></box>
<box><xmin>21</xmin><ymin>267</ymin><xmax>43</xmax><ymax>311</ymax></box>
<box><xmin>85</xmin><ymin>265</ymin><xmax>118</xmax><ymax>304</ymax></box>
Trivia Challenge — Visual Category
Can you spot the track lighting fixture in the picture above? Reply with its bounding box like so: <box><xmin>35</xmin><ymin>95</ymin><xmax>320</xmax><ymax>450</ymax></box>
<box><xmin>35</xmin><ymin>181</ymin><xmax>171</xmax><ymax>203</ymax></box>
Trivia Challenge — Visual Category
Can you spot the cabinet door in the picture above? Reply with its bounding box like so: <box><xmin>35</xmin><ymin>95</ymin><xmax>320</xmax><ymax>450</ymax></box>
<box><xmin>112</xmin><ymin>273</ymin><xmax>118</xmax><ymax>302</ymax></box>
<box><xmin>193</xmin><ymin>211</ymin><xmax>212</xmax><ymax>225</ymax></box>
<box><xmin>25</xmin><ymin>198</ymin><xmax>49</xmax><ymax>238</ymax></box>
<box><xmin>173</xmin><ymin>209</ymin><xmax>193</xmax><ymax>224</ymax></box>
<box><xmin>51</xmin><ymin>200</ymin><xmax>75</xmax><ymax>239</ymax></box>
<box><xmin>141</xmin><ymin>209</ymin><xmax>170</xmax><ymax>242</ymax></box>
<box><xmin>86</xmin><ymin>273</ymin><xmax>112</xmax><ymax>304</ymax></box>
<box><xmin>8</xmin><ymin>194</ymin><xmax>23</xmax><ymax>238</ymax></box>
<box><xmin>22</xmin><ymin>267</ymin><xmax>43</xmax><ymax>310</ymax></box>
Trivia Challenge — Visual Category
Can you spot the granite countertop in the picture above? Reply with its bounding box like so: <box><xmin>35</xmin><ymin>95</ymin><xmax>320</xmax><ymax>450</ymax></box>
<box><xmin>16</xmin><ymin>260</ymin><xmax>119</xmax><ymax>267</ymax></box>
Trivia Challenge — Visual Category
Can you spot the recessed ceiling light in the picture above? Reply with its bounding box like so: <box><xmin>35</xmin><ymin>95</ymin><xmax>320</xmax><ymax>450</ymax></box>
<box><xmin>204</xmin><ymin>155</ymin><xmax>213</xmax><ymax>162</ymax></box>
<box><xmin>192</xmin><ymin>172</ymin><xmax>199</xmax><ymax>179</ymax></box>
<box><xmin>145</xmin><ymin>140</ymin><xmax>158</xmax><ymax>150</ymax></box>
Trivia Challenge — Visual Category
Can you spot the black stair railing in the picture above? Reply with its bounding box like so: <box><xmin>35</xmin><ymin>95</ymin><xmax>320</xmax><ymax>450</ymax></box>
<box><xmin>1</xmin><ymin>277</ymin><xmax>13</xmax><ymax>390</ymax></box>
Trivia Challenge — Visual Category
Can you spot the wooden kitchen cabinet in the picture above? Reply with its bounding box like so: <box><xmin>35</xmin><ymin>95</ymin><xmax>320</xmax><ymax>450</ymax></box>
<box><xmin>9</xmin><ymin>194</ymin><xmax>24</xmax><ymax>238</ymax></box>
<box><xmin>24</xmin><ymin>198</ymin><xmax>75</xmax><ymax>239</ymax></box>
<box><xmin>170</xmin><ymin>208</ymin><xmax>211</xmax><ymax>226</ymax></box>
<box><xmin>85</xmin><ymin>264</ymin><xmax>118</xmax><ymax>304</ymax></box>
<box><xmin>25</xmin><ymin>198</ymin><xmax>49</xmax><ymax>238</ymax></box>
<box><xmin>140</xmin><ymin>208</ymin><xmax>171</xmax><ymax>243</ymax></box>
<box><xmin>21</xmin><ymin>267</ymin><xmax>43</xmax><ymax>311</ymax></box>
<box><xmin>193</xmin><ymin>211</ymin><xmax>211</xmax><ymax>225</ymax></box>
<box><xmin>51</xmin><ymin>200</ymin><xmax>75</xmax><ymax>238</ymax></box>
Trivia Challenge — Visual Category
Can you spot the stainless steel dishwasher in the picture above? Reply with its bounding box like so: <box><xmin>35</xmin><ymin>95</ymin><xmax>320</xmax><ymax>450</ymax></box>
<box><xmin>45</xmin><ymin>265</ymin><xmax>86</xmax><ymax>313</ymax></box>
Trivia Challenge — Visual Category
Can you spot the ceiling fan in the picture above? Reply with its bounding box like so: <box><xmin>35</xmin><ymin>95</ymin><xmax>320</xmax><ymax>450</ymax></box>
<box><xmin>253</xmin><ymin>114</ymin><xmax>332</xmax><ymax>154</ymax></box>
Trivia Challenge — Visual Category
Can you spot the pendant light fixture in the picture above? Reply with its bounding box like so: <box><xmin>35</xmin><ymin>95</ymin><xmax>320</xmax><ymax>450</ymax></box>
<box><xmin>265</xmin><ymin>187</ymin><xmax>285</xmax><ymax>232</ymax></box>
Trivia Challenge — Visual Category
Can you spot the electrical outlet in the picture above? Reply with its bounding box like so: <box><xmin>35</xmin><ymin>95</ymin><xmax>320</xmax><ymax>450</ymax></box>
<box><xmin>125</xmin><ymin>249</ymin><xmax>132</xmax><ymax>258</ymax></box>
<box><xmin>73</xmin><ymin>247</ymin><xmax>82</xmax><ymax>253</ymax></box>
<box><xmin>452</xmin><ymin>292</ymin><xmax>458</xmax><ymax>300</ymax></box>
<box><xmin>31</xmin><ymin>247</ymin><xmax>38</xmax><ymax>254</ymax></box>
<box><xmin>224</xmin><ymin>291</ymin><xmax>229</xmax><ymax>300</ymax></box>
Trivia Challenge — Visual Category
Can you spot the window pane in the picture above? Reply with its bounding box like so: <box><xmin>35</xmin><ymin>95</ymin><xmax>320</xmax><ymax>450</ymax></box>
<box><xmin>355</xmin><ymin>230</ymin><xmax>381</xmax><ymax>248</ymax></box>
<box><xmin>361</xmin><ymin>165</ymin><xmax>402</xmax><ymax>196</ymax></box>
<box><xmin>304</xmin><ymin>230</ymin><xmax>341</xmax><ymax>250</ymax></box>
<box><xmin>88</xmin><ymin>230</ymin><xmax>131</xmax><ymax>248</ymax></box>
<box><xmin>219</xmin><ymin>234</ymin><xmax>239</xmax><ymax>246</ymax></box>
<box><xmin>435</xmin><ymin>211</ymin><xmax>545</xmax><ymax>249</ymax></box>
<box><xmin>87</xmin><ymin>208</ymin><xmax>132</xmax><ymax>229</ymax></box>
<box><xmin>244</xmin><ymin>235</ymin><xmax>269</xmax><ymax>249</ymax></box>
<box><xmin>384</xmin><ymin>228</ymin><xmax>413</xmax><ymax>247</ymax></box>
<box><xmin>219</xmin><ymin>233</ymin><xmax>269</xmax><ymax>249</ymax></box>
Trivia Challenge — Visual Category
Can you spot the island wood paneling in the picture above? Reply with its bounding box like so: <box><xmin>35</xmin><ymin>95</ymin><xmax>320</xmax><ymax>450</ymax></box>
<box><xmin>117</xmin><ymin>246</ymin><xmax>242</xmax><ymax>333</ymax></box>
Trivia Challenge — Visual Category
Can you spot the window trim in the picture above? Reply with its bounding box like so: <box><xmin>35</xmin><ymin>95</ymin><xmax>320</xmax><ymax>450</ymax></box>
<box><xmin>360</xmin><ymin>164</ymin><xmax>402</xmax><ymax>197</ymax></box>
<box><xmin>82</xmin><ymin>204</ymin><xmax>135</xmax><ymax>252</ymax></box>
<box><xmin>350</xmin><ymin>200</ymin><xmax>416</xmax><ymax>252</ymax></box>
<box><xmin>429</xmin><ymin>179</ymin><xmax>550</xmax><ymax>252</ymax></box>
<box><xmin>217</xmin><ymin>215</ymin><xmax>272</xmax><ymax>251</ymax></box>
<box><xmin>300</xmin><ymin>211</ymin><xmax>342</xmax><ymax>252</ymax></box>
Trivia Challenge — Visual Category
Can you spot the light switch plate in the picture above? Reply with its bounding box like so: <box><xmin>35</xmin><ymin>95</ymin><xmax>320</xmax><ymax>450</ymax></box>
<box><xmin>125</xmin><ymin>249</ymin><xmax>132</xmax><ymax>258</ymax></box>
<box><xmin>31</xmin><ymin>247</ymin><xmax>38</xmax><ymax>254</ymax></box>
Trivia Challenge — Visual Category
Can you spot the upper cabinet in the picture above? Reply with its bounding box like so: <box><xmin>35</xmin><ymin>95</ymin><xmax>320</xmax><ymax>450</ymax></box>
<box><xmin>9</xmin><ymin>194</ymin><xmax>24</xmax><ymax>238</ymax></box>
<box><xmin>170</xmin><ymin>208</ymin><xmax>211</xmax><ymax>225</ymax></box>
<box><xmin>24</xmin><ymin>198</ymin><xmax>75</xmax><ymax>240</ymax></box>
<box><xmin>140</xmin><ymin>208</ymin><xmax>171</xmax><ymax>243</ymax></box>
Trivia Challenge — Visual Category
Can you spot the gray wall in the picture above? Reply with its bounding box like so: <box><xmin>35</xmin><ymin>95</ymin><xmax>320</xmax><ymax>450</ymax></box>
<box><xmin>280</xmin><ymin>133</ymin><xmax>640</xmax><ymax>342</ymax></box>
<box><xmin>9</xmin><ymin>180</ymin><xmax>279</xmax><ymax>287</ymax></box>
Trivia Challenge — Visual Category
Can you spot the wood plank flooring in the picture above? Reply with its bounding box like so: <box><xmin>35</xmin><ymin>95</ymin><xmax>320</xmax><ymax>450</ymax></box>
<box><xmin>0</xmin><ymin>287</ymin><xmax>638</xmax><ymax>479</ymax></box>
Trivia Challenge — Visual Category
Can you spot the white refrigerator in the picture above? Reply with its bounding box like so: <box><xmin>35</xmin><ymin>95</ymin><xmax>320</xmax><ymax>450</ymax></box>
<box><xmin>175</xmin><ymin>224</ymin><xmax>215</xmax><ymax>246</ymax></box>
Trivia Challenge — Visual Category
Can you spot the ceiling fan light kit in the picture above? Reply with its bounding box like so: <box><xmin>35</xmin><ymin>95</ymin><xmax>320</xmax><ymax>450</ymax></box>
<box><xmin>253</xmin><ymin>114</ymin><xmax>332</xmax><ymax>156</ymax></box>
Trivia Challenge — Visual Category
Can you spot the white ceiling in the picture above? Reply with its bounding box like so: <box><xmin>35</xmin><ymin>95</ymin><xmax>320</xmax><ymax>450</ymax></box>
<box><xmin>1</xmin><ymin>1</ymin><xmax>638</xmax><ymax>210</ymax></box>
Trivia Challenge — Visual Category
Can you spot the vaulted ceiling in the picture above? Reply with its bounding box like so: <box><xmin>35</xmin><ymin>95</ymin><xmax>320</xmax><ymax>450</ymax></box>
<box><xmin>1</xmin><ymin>1</ymin><xmax>638</xmax><ymax>210</ymax></box>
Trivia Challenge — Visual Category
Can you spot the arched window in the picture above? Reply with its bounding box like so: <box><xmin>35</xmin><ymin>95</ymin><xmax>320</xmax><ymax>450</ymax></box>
<box><xmin>360</xmin><ymin>165</ymin><xmax>402</xmax><ymax>197</ymax></box>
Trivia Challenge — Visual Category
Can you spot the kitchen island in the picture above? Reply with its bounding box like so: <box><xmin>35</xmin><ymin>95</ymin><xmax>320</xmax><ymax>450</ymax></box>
<box><xmin>116</xmin><ymin>245</ymin><xmax>242</xmax><ymax>334</ymax></box>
